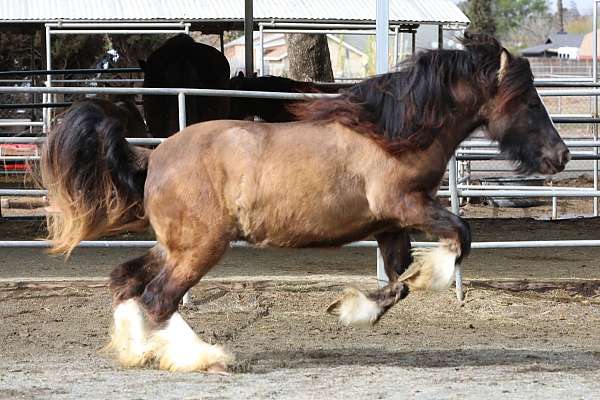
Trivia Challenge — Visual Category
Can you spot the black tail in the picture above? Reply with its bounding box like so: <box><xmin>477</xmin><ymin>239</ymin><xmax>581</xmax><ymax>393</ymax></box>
<box><xmin>41</xmin><ymin>99</ymin><xmax>150</xmax><ymax>255</ymax></box>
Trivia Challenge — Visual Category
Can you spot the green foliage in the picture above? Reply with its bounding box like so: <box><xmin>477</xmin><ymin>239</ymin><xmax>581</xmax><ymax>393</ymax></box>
<box><xmin>108</xmin><ymin>34</ymin><xmax>173</xmax><ymax>66</ymax></box>
<box><xmin>464</xmin><ymin>0</ymin><xmax>497</xmax><ymax>36</ymax></box>
<box><xmin>51</xmin><ymin>35</ymin><xmax>107</xmax><ymax>69</ymax></box>
<box><xmin>566</xmin><ymin>16</ymin><xmax>592</xmax><ymax>33</ymax></box>
<box><xmin>365</xmin><ymin>36</ymin><xmax>376</xmax><ymax>76</ymax></box>
<box><xmin>495</xmin><ymin>0</ymin><xmax>549</xmax><ymax>36</ymax></box>
<box><xmin>0</xmin><ymin>33</ymin><xmax>36</xmax><ymax>70</ymax></box>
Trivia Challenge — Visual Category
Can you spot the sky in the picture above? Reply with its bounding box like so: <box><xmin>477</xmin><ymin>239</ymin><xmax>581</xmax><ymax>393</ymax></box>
<box><xmin>451</xmin><ymin>0</ymin><xmax>593</xmax><ymax>16</ymax></box>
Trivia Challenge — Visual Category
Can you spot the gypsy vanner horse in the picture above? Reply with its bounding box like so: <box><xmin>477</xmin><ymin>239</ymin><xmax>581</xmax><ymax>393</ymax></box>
<box><xmin>41</xmin><ymin>34</ymin><xmax>569</xmax><ymax>373</ymax></box>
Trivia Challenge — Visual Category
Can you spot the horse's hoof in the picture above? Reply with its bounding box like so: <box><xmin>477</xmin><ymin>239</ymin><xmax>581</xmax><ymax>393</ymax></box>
<box><xmin>327</xmin><ymin>287</ymin><xmax>380</xmax><ymax>327</ymax></box>
<box><xmin>207</xmin><ymin>362</ymin><xmax>230</xmax><ymax>375</ymax></box>
<box><xmin>149</xmin><ymin>312</ymin><xmax>234</xmax><ymax>372</ymax></box>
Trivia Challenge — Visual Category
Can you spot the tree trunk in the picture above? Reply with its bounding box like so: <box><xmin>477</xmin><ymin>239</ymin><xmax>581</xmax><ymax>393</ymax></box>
<box><xmin>286</xmin><ymin>34</ymin><xmax>334</xmax><ymax>82</ymax></box>
<box><xmin>557</xmin><ymin>0</ymin><xmax>564</xmax><ymax>33</ymax></box>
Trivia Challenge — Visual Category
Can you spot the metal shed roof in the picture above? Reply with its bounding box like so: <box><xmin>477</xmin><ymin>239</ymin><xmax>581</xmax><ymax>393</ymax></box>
<box><xmin>0</xmin><ymin>0</ymin><xmax>469</xmax><ymax>26</ymax></box>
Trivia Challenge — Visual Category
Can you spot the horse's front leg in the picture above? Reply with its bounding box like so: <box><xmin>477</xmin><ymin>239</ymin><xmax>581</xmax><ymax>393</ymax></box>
<box><xmin>326</xmin><ymin>231</ymin><xmax>412</xmax><ymax>326</ymax></box>
<box><xmin>327</xmin><ymin>195</ymin><xmax>470</xmax><ymax>327</ymax></box>
<box><xmin>395</xmin><ymin>193</ymin><xmax>471</xmax><ymax>290</ymax></box>
<box><xmin>375</xmin><ymin>230</ymin><xmax>413</xmax><ymax>280</ymax></box>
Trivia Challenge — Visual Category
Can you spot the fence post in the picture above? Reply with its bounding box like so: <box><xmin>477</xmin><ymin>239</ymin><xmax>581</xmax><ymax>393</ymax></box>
<box><xmin>448</xmin><ymin>155</ymin><xmax>463</xmax><ymax>300</ymax></box>
<box><xmin>177</xmin><ymin>92</ymin><xmax>186</xmax><ymax>131</ymax></box>
<box><xmin>178</xmin><ymin>91</ymin><xmax>191</xmax><ymax>305</ymax></box>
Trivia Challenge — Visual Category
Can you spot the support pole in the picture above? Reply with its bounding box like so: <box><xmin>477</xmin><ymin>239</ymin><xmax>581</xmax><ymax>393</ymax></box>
<box><xmin>449</xmin><ymin>155</ymin><xmax>463</xmax><ymax>300</ymax></box>
<box><xmin>177</xmin><ymin>92</ymin><xmax>186</xmax><ymax>131</ymax></box>
<box><xmin>376</xmin><ymin>248</ymin><xmax>387</xmax><ymax>285</ymax></box>
<box><xmin>44</xmin><ymin>25</ymin><xmax>51</xmax><ymax>134</ymax></box>
<box><xmin>376</xmin><ymin>0</ymin><xmax>389</xmax><ymax>287</ymax></box>
<box><xmin>375</xmin><ymin>0</ymin><xmax>389</xmax><ymax>75</ymax></box>
<box><xmin>177</xmin><ymin>91</ymin><xmax>189</xmax><ymax>305</ymax></box>
<box><xmin>594</xmin><ymin>1</ymin><xmax>599</xmax><ymax>216</ymax></box>
<box><xmin>259</xmin><ymin>24</ymin><xmax>264</xmax><ymax>76</ymax></box>
<box><xmin>244</xmin><ymin>0</ymin><xmax>254</xmax><ymax>77</ymax></box>
<box><xmin>393</xmin><ymin>26</ymin><xmax>399</xmax><ymax>66</ymax></box>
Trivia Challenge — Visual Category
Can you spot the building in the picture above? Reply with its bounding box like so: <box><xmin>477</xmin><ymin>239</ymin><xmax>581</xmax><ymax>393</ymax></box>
<box><xmin>225</xmin><ymin>26</ymin><xmax>467</xmax><ymax>80</ymax></box>
<box><xmin>521</xmin><ymin>32</ymin><xmax>585</xmax><ymax>60</ymax></box>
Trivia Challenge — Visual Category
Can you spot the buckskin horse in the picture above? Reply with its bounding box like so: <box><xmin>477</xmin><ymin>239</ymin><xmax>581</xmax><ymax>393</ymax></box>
<box><xmin>41</xmin><ymin>34</ymin><xmax>569</xmax><ymax>373</ymax></box>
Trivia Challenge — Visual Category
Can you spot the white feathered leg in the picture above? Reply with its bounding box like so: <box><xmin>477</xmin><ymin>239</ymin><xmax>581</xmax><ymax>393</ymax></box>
<box><xmin>399</xmin><ymin>242</ymin><xmax>458</xmax><ymax>290</ymax></box>
<box><xmin>148</xmin><ymin>312</ymin><xmax>233</xmax><ymax>373</ymax></box>
<box><xmin>327</xmin><ymin>241</ymin><xmax>459</xmax><ymax>327</ymax></box>
<box><xmin>106</xmin><ymin>299</ymin><xmax>152</xmax><ymax>367</ymax></box>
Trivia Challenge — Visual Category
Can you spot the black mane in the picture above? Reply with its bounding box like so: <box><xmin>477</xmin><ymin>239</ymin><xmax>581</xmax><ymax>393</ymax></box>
<box><xmin>293</xmin><ymin>33</ymin><xmax>528</xmax><ymax>154</ymax></box>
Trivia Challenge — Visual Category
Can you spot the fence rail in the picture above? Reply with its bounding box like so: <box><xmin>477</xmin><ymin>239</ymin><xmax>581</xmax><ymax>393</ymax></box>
<box><xmin>1</xmin><ymin>82</ymin><xmax>600</xmax><ymax>301</ymax></box>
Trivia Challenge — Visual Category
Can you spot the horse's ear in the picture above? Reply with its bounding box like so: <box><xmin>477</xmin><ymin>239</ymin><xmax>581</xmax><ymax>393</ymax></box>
<box><xmin>138</xmin><ymin>59</ymin><xmax>146</xmax><ymax>71</ymax></box>
<box><xmin>498</xmin><ymin>49</ymin><xmax>511</xmax><ymax>83</ymax></box>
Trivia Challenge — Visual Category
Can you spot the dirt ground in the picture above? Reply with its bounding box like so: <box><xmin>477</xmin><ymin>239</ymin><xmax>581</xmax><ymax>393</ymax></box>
<box><xmin>1</xmin><ymin>217</ymin><xmax>600</xmax><ymax>399</ymax></box>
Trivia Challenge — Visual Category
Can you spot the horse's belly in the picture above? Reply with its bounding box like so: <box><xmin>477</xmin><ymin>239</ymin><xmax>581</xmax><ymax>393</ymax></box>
<box><xmin>235</xmin><ymin>186</ymin><xmax>377</xmax><ymax>247</ymax></box>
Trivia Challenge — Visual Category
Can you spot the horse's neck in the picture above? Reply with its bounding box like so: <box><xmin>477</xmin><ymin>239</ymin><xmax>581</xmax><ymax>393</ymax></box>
<box><xmin>439</xmin><ymin>113</ymin><xmax>485</xmax><ymax>154</ymax></box>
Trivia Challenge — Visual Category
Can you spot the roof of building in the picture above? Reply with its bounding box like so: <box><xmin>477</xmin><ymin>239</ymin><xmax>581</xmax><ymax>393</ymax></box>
<box><xmin>0</xmin><ymin>0</ymin><xmax>469</xmax><ymax>29</ymax></box>
<box><xmin>521</xmin><ymin>32</ymin><xmax>585</xmax><ymax>57</ymax></box>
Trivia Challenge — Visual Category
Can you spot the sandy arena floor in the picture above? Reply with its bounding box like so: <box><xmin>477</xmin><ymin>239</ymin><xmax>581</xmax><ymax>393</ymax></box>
<box><xmin>1</xmin><ymin>218</ymin><xmax>600</xmax><ymax>399</ymax></box>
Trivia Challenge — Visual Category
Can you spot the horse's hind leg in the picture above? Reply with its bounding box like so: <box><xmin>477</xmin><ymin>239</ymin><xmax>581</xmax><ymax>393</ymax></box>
<box><xmin>106</xmin><ymin>247</ymin><xmax>163</xmax><ymax>367</ymax></box>
<box><xmin>138</xmin><ymin>234</ymin><xmax>233</xmax><ymax>373</ymax></box>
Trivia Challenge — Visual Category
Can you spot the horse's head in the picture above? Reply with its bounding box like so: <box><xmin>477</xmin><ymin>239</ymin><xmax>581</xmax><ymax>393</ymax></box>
<box><xmin>478</xmin><ymin>41</ymin><xmax>570</xmax><ymax>175</ymax></box>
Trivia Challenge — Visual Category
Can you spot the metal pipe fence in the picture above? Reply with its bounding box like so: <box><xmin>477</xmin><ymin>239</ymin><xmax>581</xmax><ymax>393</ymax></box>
<box><xmin>1</xmin><ymin>239</ymin><xmax>599</xmax><ymax>249</ymax></box>
<box><xmin>1</xmin><ymin>84</ymin><xmax>600</xmax><ymax>301</ymax></box>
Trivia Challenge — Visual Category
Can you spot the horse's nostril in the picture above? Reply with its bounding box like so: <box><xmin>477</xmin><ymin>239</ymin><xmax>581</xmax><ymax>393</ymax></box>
<box><xmin>561</xmin><ymin>148</ymin><xmax>571</xmax><ymax>165</ymax></box>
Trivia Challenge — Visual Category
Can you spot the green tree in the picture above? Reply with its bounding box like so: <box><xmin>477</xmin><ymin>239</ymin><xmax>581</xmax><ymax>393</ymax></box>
<box><xmin>495</xmin><ymin>0</ymin><xmax>549</xmax><ymax>37</ymax></box>
<box><xmin>51</xmin><ymin>35</ymin><xmax>107</xmax><ymax>69</ymax></box>
<box><xmin>108</xmin><ymin>34</ymin><xmax>172</xmax><ymax>67</ymax></box>
<box><xmin>464</xmin><ymin>0</ymin><xmax>497</xmax><ymax>36</ymax></box>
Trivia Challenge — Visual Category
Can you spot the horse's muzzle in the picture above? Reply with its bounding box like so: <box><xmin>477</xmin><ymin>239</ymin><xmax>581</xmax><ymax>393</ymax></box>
<box><xmin>540</xmin><ymin>143</ymin><xmax>570</xmax><ymax>174</ymax></box>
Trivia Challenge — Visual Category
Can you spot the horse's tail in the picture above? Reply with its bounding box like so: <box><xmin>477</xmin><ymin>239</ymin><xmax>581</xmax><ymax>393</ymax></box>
<box><xmin>41</xmin><ymin>100</ymin><xmax>150</xmax><ymax>256</ymax></box>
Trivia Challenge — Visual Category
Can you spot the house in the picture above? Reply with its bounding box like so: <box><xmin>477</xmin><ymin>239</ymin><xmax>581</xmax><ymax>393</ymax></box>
<box><xmin>225</xmin><ymin>32</ymin><xmax>372</xmax><ymax>79</ymax></box>
<box><xmin>224</xmin><ymin>26</ymin><xmax>466</xmax><ymax>80</ymax></box>
<box><xmin>577</xmin><ymin>31</ymin><xmax>600</xmax><ymax>60</ymax></box>
<box><xmin>521</xmin><ymin>32</ymin><xmax>585</xmax><ymax>59</ymax></box>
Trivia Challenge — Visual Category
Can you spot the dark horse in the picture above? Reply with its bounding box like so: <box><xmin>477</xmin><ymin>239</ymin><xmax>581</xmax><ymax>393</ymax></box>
<box><xmin>228</xmin><ymin>72</ymin><xmax>348</xmax><ymax>122</ymax></box>
<box><xmin>140</xmin><ymin>34</ymin><xmax>231</xmax><ymax>138</ymax></box>
<box><xmin>41</xmin><ymin>34</ymin><xmax>569</xmax><ymax>373</ymax></box>
<box><xmin>110</xmin><ymin>95</ymin><xmax>149</xmax><ymax>138</ymax></box>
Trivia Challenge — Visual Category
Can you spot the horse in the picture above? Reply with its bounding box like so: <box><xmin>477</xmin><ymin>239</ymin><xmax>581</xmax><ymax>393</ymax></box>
<box><xmin>41</xmin><ymin>33</ymin><xmax>569</xmax><ymax>373</ymax></box>
<box><xmin>109</xmin><ymin>95</ymin><xmax>150</xmax><ymax>138</ymax></box>
<box><xmin>228</xmin><ymin>72</ymin><xmax>348</xmax><ymax>122</ymax></box>
<box><xmin>139</xmin><ymin>34</ymin><xmax>231</xmax><ymax>138</ymax></box>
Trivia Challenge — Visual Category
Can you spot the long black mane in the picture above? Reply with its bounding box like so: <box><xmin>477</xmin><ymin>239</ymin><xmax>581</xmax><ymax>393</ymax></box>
<box><xmin>293</xmin><ymin>34</ymin><xmax>532</xmax><ymax>155</ymax></box>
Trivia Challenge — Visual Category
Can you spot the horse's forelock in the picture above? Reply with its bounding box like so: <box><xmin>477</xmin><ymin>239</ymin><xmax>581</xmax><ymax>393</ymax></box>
<box><xmin>495</xmin><ymin>57</ymin><xmax>534</xmax><ymax>113</ymax></box>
